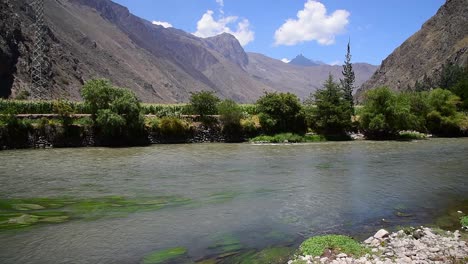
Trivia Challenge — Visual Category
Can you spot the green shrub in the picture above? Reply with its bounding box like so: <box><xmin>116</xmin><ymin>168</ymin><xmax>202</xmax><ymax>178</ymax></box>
<box><xmin>145</xmin><ymin>117</ymin><xmax>160</xmax><ymax>132</ymax></box>
<box><xmin>0</xmin><ymin>112</ymin><xmax>32</xmax><ymax>147</ymax></box>
<box><xmin>426</xmin><ymin>89</ymin><xmax>464</xmax><ymax>136</ymax></box>
<box><xmin>188</xmin><ymin>91</ymin><xmax>220</xmax><ymax>117</ymax></box>
<box><xmin>80</xmin><ymin>79</ymin><xmax>146</xmax><ymax>145</ymax></box>
<box><xmin>299</xmin><ymin>235</ymin><xmax>366</xmax><ymax>257</ymax></box>
<box><xmin>158</xmin><ymin>117</ymin><xmax>192</xmax><ymax>139</ymax></box>
<box><xmin>359</xmin><ymin>87</ymin><xmax>414</xmax><ymax>139</ymax></box>
<box><xmin>241</xmin><ymin>115</ymin><xmax>261</xmax><ymax>138</ymax></box>
<box><xmin>218</xmin><ymin>99</ymin><xmax>243</xmax><ymax>141</ymax></box>
<box><xmin>250</xmin><ymin>133</ymin><xmax>325</xmax><ymax>143</ymax></box>
<box><xmin>308</xmin><ymin>75</ymin><xmax>352</xmax><ymax>136</ymax></box>
<box><xmin>398</xmin><ymin>131</ymin><xmax>427</xmax><ymax>141</ymax></box>
<box><xmin>53</xmin><ymin>99</ymin><xmax>74</xmax><ymax>127</ymax></box>
<box><xmin>256</xmin><ymin>92</ymin><xmax>305</xmax><ymax>134</ymax></box>
<box><xmin>461</xmin><ymin>216</ymin><xmax>468</xmax><ymax>227</ymax></box>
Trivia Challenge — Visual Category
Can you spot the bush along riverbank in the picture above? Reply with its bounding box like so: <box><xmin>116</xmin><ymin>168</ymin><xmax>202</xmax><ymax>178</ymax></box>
<box><xmin>1</xmin><ymin>67</ymin><xmax>468</xmax><ymax>149</ymax></box>
<box><xmin>289</xmin><ymin>227</ymin><xmax>468</xmax><ymax>264</ymax></box>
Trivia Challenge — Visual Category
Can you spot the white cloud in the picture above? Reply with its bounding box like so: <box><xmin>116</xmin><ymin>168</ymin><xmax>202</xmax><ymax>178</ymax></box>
<box><xmin>281</xmin><ymin>58</ymin><xmax>291</xmax><ymax>63</ymax></box>
<box><xmin>193</xmin><ymin>10</ymin><xmax>255</xmax><ymax>46</ymax></box>
<box><xmin>152</xmin><ymin>21</ymin><xmax>173</xmax><ymax>28</ymax></box>
<box><xmin>215</xmin><ymin>0</ymin><xmax>224</xmax><ymax>7</ymax></box>
<box><xmin>274</xmin><ymin>0</ymin><xmax>350</xmax><ymax>46</ymax></box>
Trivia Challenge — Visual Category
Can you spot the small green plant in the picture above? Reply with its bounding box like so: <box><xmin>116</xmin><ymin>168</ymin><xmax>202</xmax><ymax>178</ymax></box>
<box><xmin>53</xmin><ymin>99</ymin><xmax>74</xmax><ymax>127</ymax></box>
<box><xmin>218</xmin><ymin>99</ymin><xmax>243</xmax><ymax>141</ymax></box>
<box><xmin>398</xmin><ymin>131</ymin><xmax>427</xmax><ymax>140</ymax></box>
<box><xmin>299</xmin><ymin>235</ymin><xmax>367</xmax><ymax>257</ymax></box>
<box><xmin>158</xmin><ymin>117</ymin><xmax>192</xmax><ymax>139</ymax></box>
<box><xmin>250</xmin><ymin>133</ymin><xmax>325</xmax><ymax>143</ymax></box>
<box><xmin>461</xmin><ymin>216</ymin><xmax>468</xmax><ymax>227</ymax></box>
<box><xmin>145</xmin><ymin>117</ymin><xmax>160</xmax><ymax>132</ymax></box>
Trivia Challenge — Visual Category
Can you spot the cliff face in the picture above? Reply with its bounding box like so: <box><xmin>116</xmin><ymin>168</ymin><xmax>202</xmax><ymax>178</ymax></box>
<box><xmin>357</xmin><ymin>0</ymin><xmax>468</xmax><ymax>99</ymax></box>
<box><xmin>0</xmin><ymin>0</ymin><xmax>376</xmax><ymax>102</ymax></box>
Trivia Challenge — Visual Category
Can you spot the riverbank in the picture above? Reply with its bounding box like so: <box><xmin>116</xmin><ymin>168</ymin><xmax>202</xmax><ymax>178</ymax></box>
<box><xmin>289</xmin><ymin>227</ymin><xmax>468</xmax><ymax>264</ymax></box>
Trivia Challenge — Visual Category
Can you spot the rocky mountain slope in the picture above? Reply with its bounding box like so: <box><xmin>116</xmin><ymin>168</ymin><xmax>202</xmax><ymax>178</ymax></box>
<box><xmin>247</xmin><ymin>53</ymin><xmax>377</xmax><ymax>98</ymax></box>
<box><xmin>357</xmin><ymin>0</ymin><xmax>468</xmax><ymax>99</ymax></box>
<box><xmin>0</xmin><ymin>0</ymin><xmax>377</xmax><ymax>103</ymax></box>
<box><xmin>289</xmin><ymin>54</ymin><xmax>325</xmax><ymax>67</ymax></box>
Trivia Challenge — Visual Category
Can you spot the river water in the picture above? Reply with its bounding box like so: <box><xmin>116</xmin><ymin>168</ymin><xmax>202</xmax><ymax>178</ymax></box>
<box><xmin>0</xmin><ymin>139</ymin><xmax>467</xmax><ymax>263</ymax></box>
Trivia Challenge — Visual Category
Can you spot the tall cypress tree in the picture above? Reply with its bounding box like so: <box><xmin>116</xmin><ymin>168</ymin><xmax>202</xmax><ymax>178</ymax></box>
<box><xmin>340</xmin><ymin>40</ymin><xmax>355</xmax><ymax>114</ymax></box>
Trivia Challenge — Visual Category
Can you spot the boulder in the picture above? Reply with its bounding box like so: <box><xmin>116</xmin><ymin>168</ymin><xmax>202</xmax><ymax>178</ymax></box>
<box><xmin>374</xmin><ymin>229</ymin><xmax>390</xmax><ymax>239</ymax></box>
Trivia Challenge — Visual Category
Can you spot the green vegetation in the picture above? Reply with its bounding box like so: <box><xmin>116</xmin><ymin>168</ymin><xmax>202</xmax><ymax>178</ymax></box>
<box><xmin>250</xmin><ymin>133</ymin><xmax>325</xmax><ymax>143</ymax></box>
<box><xmin>0</xmin><ymin>196</ymin><xmax>190</xmax><ymax>231</ymax></box>
<box><xmin>461</xmin><ymin>216</ymin><xmax>468</xmax><ymax>227</ymax></box>
<box><xmin>398</xmin><ymin>131</ymin><xmax>427</xmax><ymax>141</ymax></box>
<box><xmin>256</xmin><ymin>92</ymin><xmax>306</xmax><ymax>134</ymax></box>
<box><xmin>340</xmin><ymin>40</ymin><xmax>356</xmax><ymax>114</ymax></box>
<box><xmin>299</xmin><ymin>235</ymin><xmax>367</xmax><ymax>257</ymax></box>
<box><xmin>143</xmin><ymin>247</ymin><xmax>187</xmax><ymax>264</ymax></box>
<box><xmin>359</xmin><ymin>87</ymin><xmax>413</xmax><ymax>139</ymax></box>
<box><xmin>158</xmin><ymin>117</ymin><xmax>193</xmax><ymax>141</ymax></box>
<box><xmin>1</xmin><ymin>64</ymin><xmax>467</xmax><ymax>147</ymax></box>
<box><xmin>188</xmin><ymin>91</ymin><xmax>220</xmax><ymax>118</ymax></box>
<box><xmin>209</xmin><ymin>234</ymin><xmax>243</xmax><ymax>253</ymax></box>
<box><xmin>81</xmin><ymin>79</ymin><xmax>146</xmax><ymax>145</ymax></box>
<box><xmin>218</xmin><ymin>99</ymin><xmax>243</xmax><ymax>141</ymax></box>
<box><xmin>227</xmin><ymin>247</ymin><xmax>293</xmax><ymax>264</ymax></box>
<box><xmin>308</xmin><ymin>75</ymin><xmax>352</xmax><ymax>137</ymax></box>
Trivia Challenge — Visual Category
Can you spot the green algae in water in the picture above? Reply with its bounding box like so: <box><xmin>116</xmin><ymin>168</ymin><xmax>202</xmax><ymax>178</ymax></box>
<box><xmin>215</xmin><ymin>247</ymin><xmax>294</xmax><ymax>264</ymax></box>
<box><xmin>209</xmin><ymin>234</ymin><xmax>243</xmax><ymax>253</ymax></box>
<box><xmin>0</xmin><ymin>196</ymin><xmax>191</xmax><ymax>231</ymax></box>
<box><xmin>207</xmin><ymin>191</ymin><xmax>243</xmax><ymax>203</ymax></box>
<box><xmin>143</xmin><ymin>247</ymin><xmax>187</xmax><ymax>264</ymax></box>
<box><xmin>243</xmin><ymin>247</ymin><xmax>293</xmax><ymax>264</ymax></box>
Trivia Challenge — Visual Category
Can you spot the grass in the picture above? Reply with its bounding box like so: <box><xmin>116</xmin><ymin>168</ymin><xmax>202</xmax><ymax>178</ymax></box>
<box><xmin>250</xmin><ymin>133</ymin><xmax>325</xmax><ymax>143</ymax></box>
<box><xmin>143</xmin><ymin>247</ymin><xmax>187</xmax><ymax>264</ymax></box>
<box><xmin>461</xmin><ymin>216</ymin><xmax>468</xmax><ymax>227</ymax></box>
<box><xmin>299</xmin><ymin>235</ymin><xmax>367</xmax><ymax>258</ymax></box>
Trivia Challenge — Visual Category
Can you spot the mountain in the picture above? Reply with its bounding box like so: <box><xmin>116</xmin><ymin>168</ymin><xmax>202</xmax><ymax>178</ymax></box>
<box><xmin>247</xmin><ymin>53</ymin><xmax>377</xmax><ymax>98</ymax></box>
<box><xmin>289</xmin><ymin>54</ymin><xmax>326</xmax><ymax>67</ymax></box>
<box><xmin>0</xmin><ymin>0</ymin><xmax>377</xmax><ymax>103</ymax></box>
<box><xmin>357</xmin><ymin>0</ymin><xmax>468</xmax><ymax>100</ymax></box>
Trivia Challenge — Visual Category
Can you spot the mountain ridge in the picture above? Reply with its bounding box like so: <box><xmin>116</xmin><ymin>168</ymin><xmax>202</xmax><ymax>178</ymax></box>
<box><xmin>357</xmin><ymin>0</ymin><xmax>468</xmax><ymax>99</ymax></box>
<box><xmin>0</xmin><ymin>0</ymin><xmax>377</xmax><ymax>102</ymax></box>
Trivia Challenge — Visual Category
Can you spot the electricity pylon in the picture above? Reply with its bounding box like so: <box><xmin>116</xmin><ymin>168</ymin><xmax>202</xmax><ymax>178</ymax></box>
<box><xmin>30</xmin><ymin>0</ymin><xmax>46</xmax><ymax>97</ymax></box>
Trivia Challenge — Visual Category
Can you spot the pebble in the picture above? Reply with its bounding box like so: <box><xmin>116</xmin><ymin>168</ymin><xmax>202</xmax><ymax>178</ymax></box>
<box><xmin>289</xmin><ymin>227</ymin><xmax>468</xmax><ymax>264</ymax></box>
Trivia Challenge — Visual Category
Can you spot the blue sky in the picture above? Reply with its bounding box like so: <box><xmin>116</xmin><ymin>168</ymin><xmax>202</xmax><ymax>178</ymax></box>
<box><xmin>112</xmin><ymin>0</ymin><xmax>445</xmax><ymax>65</ymax></box>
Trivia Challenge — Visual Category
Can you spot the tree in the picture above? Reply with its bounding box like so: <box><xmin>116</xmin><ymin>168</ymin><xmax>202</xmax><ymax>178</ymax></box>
<box><xmin>340</xmin><ymin>40</ymin><xmax>355</xmax><ymax>114</ymax></box>
<box><xmin>426</xmin><ymin>88</ymin><xmax>463</xmax><ymax>136</ymax></box>
<box><xmin>359</xmin><ymin>87</ymin><xmax>413</xmax><ymax>139</ymax></box>
<box><xmin>81</xmin><ymin>79</ymin><xmax>145</xmax><ymax>145</ymax></box>
<box><xmin>218</xmin><ymin>99</ymin><xmax>243</xmax><ymax>141</ymax></box>
<box><xmin>438</xmin><ymin>63</ymin><xmax>465</xmax><ymax>90</ymax></box>
<box><xmin>256</xmin><ymin>92</ymin><xmax>305</xmax><ymax>134</ymax></box>
<box><xmin>311</xmin><ymin>74</ymin><xmax>352</xmax><ymax>136</ymax></box>
<box><xmin>188</xmin><ymin>91</ymin><xmax>220</xmax><ymax>117</ymax></box>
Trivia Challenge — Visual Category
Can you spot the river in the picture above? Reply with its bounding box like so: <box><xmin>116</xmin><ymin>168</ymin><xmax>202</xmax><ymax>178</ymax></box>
<box><xmin>0</xmin><ymin>139</ymin><xmax>467</xmax><ymax>263</ymax></box>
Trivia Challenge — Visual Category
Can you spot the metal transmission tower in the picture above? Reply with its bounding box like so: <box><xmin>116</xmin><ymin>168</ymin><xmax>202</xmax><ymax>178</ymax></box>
<box><xmin>30</xmin><ymin>0</ymin><xmax>46</xmax><ymax>96</ymax></box>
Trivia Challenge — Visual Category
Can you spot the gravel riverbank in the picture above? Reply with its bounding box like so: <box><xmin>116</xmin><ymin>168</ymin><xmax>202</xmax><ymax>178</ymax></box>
<box><xmin>289</xmin><ymin>227</ymin><xmax>468</xmax><ymax>264</ymax></box>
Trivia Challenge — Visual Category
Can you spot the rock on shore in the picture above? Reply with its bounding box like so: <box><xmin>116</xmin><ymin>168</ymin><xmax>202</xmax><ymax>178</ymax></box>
<box><xmin>290</xmin><ymin>227</ymin><xmax>468</xmax><ymax>264</ymax></box>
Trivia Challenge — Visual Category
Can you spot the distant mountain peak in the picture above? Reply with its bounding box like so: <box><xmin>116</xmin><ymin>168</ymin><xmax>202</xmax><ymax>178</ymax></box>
<box><xmin>289</xmin><ymin>54</ymin><xmax>326</xmax><ymax>66</ymax></box>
